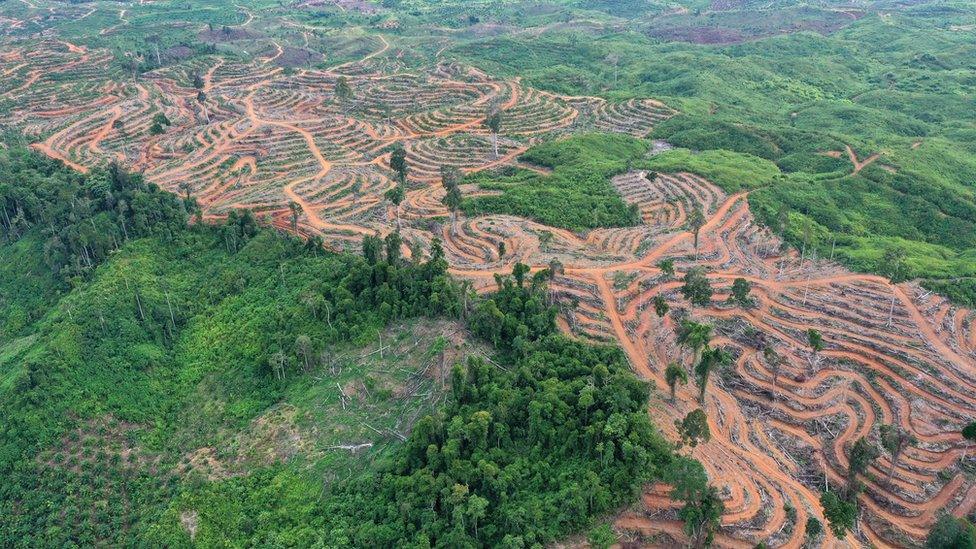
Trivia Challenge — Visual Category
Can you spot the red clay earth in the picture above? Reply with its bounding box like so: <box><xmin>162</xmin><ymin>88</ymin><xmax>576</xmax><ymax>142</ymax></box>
<box><xmin>4</xmin><ymin>33</ymin><xmax>975</xmax><ymax>549</ymax></box>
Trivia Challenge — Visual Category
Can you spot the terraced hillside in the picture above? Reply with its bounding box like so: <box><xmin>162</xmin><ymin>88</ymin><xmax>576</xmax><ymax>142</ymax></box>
<box><xmin>2</xmin><ymin>37</ymin><xmax>677</xmax><ymax>249</ymax></box>
<box><xmin>2</xmin><ymin>0</ymin><xmax>976</xmax><ymax>547</ymax></box>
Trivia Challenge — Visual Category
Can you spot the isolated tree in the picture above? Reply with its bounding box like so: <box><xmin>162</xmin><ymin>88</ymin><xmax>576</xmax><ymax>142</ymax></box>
<box><xmin>192</xmin><ymin>72</ymin><xmax>204</xmax><ymax>89</ymax></box>
<box><xmin>335</xmin><ymin>75</ymin><xmax>353</xmax><ymax>109</ymax></box>
<box><xmin>820</xmin><ymin>490</ymin><xmax>857</xmax><ymax>539</ymax></box>
<box><xmin>879</xmin><ymin>424</ymin><xmax>917</xmax><ymax>487</ymax></box>
<box><xmin>666</xmin><ymin>457</ymin><xmax>724</xmax><ymax>549</ymax></box>
<box><xmin>389</xmin><ymin>143</ymin><xmax>408</xmax><ymax>182</ymax></box>
<box><xmin>485</xmin><ymin>109</ymin><xmax>502</xmax><ymax>159</ymax></box>
<box><xmin>440</xmin><ymin>164</ymin><xmax>462</xmax><ymax>190</ymax></box>
<box><xmin>546</xmin><ymin>257</ymin><xmax>563</xmax><ymax>279</ymax></box>
<box><xmin>149</xmin><ymin>111</ymin><xmax>171</xmax><ymax>135</ymax></box>
<box><xmin>695</xmin><ymin>346</ymin><xmax>732</xmax><ymax>405</ymax></box>
<box><xmin>665</xmin><ymin>361</ymin><xmax>688</xmax><ymax>402</ymax></box>
<box><xmin>845</xmin><ymin>437</ymin><xmax>880</xmax><ymax>499</ymax></box>
<box><xmin>805</xmin><ymin>517</ymin><xmax>823</xmax><ymax>542</ymax></box>
<box><xmin>682</xmin><ymin>267</ymin><xmax>713</xmax><ymax>309</ymax></box>
<box><xmin>807</xmin><ymin>328</ymin><xmax>824</xmax><ymax>368</ymax></box>
<box><xmin>497</xmin><ymin>241</ymin><xmax>506</xmax><ymax>258</ymax></box>
<box><xmin>153</xmin><ymin>112</ymin><xmax>171</xmax><ymax>127</ymax></box>
<box><xmin>195</xmin><ymin>89</ymin><xmax>210</xmax><ymax>123</ymax></box>
<box><xmin>727</xmin><ymin>277</ymin><xmax>754</xmax><ymax>308</ymax></box>
<box><xmin>442</xmin><ymin>186</ymin><xmax>462</xmax><ymax>231</ymax></box>
<box><xmin>677</xmin><ymin>408</ymin><xmax>711</xmax><ymax>449</ymax></box>
<box><xmin>961</xmin><ymin>421</ymin><xmax>976</xmax><ymax>459</ymax></box>
<box><xmin>677</xmin><ymin>320</ymin><xmax>712</xmax><ymax>367</ymax></box>
<box><xmin>882</xmin><ymin>246</ymin><xmax>909</xmax><ymax>325</ymax></box>
<box><xmin>658</xmin><ymin>258</ymin><xmax>675</xmax><ymax>279</ymax></box>
<box><xmin>653</xmin><ymin>295</ymin><xmax>669</xmax><ymax>318</ymax></box>
<box><xmin>441</xmin><ymin>165</ymin><xmax>463</xmax><ymax>233</ymax></box>
<box><xmin>681</xmin><ymin>484</ymin><xmax>724</xmax><ymax>548</ymax></box>
<box><xmin>688</xmin><ymin>205</ymin><xmax>706</xmax><ymax>258</ymax></box>
<box><xmin>385</xmin><ymin>185</ymin><xmax>405</xmax><ymax>231</ymax></box>
<box><xmin>288</xmin><ymin>201</ymin><xmax>301</xmax><ymax>232</ymax></box>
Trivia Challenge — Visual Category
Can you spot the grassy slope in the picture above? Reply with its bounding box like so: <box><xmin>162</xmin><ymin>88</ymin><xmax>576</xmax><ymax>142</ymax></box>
<box><xmin>640</xmin><ymin>148</ymin><xmax>782</xmax><ymax>193</ymax></box>
<box><xmin>463</xmin><ymin>133</ymin><xmax>646</xmax><ymax>230</ymax></box>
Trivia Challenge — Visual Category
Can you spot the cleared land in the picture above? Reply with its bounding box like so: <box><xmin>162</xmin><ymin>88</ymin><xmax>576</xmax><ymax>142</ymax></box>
<box><xmin>2</xmin><ymin>5</ymin><xmax>975</xmax><ymax>548</ymax></box>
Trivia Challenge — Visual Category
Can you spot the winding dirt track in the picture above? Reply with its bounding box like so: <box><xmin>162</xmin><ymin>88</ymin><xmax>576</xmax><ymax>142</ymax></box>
<box><xmin>4</xmin><ymin>29</ymin><xmax>976</xmax><ymax>549</ymax></box>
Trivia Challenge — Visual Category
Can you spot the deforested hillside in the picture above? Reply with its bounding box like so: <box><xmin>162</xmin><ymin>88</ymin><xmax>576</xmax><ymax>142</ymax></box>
<box><xmin>2</xmin><ymin>0</ymin><xmax>976</xmax><ymax>546</ymax></box>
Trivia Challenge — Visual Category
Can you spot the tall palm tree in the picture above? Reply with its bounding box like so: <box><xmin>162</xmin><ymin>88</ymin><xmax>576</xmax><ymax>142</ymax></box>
<box><xmin>288</xmin><ymin>201</ymin><xmax>300</xmax><ymax>232</ymax></box>
<box><xmin>695</xmin><ymin>346</ymin><xmax>732</xmax><ymax>405</ymax></box>
<box><xmin>485</xmin><ymin>110</ymin><xmax>502</xmax><ymax>159</ymax></box>
<box><xmin>665</xmin><ymin>362</ymin><xmax>688</xmax><ymax>403</ymax></box>
<box><xmin>676</xmin><ymin>320</ymin><xmax>712</xmax><ymax>369</ymax></box>
<box><xmin>385</xmin><ymin>185</ymin><xmax>404</xmax><ymax>231</ymax></box>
